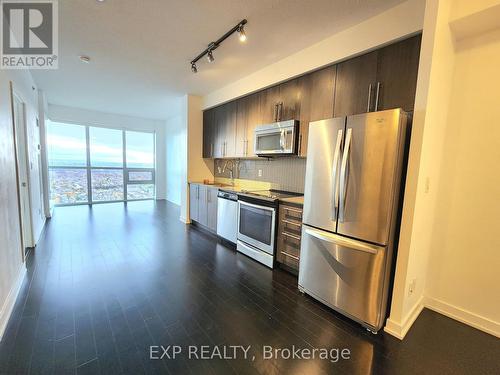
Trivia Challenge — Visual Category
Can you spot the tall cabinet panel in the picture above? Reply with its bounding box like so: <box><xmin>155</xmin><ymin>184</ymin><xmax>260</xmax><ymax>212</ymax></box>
<box><xmin>334</xmin><ymin>51</ymin><xmax>378</xmax><ymax>117</ymax></box>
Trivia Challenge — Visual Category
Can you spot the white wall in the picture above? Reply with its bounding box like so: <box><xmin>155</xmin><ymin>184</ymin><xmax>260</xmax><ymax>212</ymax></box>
<box><xmin>164</xmin><ymin>95</ymin><xmax>214</xmax><ymax>221</ymax></box>
<box><xmin>48</xmin><ymin>104</ymin><xmax>167</xmax><ymax>200</ymax></box>
<box><xmin>203</xmin><ymin>0</ymin><xmax>425</xmax><ymax>109</ymax></box>
<box><xmin>186</xmin><ymin>95</ymin><xmax>214</xmax><ymax>183</ymax></box>
<box><xmin>387</xmin><ymin>0</ymin><xmax>500</xmax><ymax>339</ymax></box>
<box><xmin>424</xmin><ymin>17</ymin><xmax>500</xmax><ymax>337</ymax></box>
<box><xmin>165</xmin><ymin>99</ymin><xmax>186</xmax><ymax>207</ymax></box>
<box><xmin>0</xmin><ymin>68</ymin><xmax>43</xmax><ymax>339</ymax></box>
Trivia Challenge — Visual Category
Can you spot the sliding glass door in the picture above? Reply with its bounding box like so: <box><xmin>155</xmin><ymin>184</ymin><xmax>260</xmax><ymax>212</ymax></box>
<box><xmin>47</xmin><ymin>122</ymin><xmax>156</xmax><ymax>206</ymax></box>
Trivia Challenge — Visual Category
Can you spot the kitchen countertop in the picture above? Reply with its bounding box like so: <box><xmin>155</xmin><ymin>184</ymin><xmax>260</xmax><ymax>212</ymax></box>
<box><xmin>190</xmin><ymin>182</ymin><xmax>304</xmax><ymax>205</ymax></box>
<box><xmin>279</xmin><ymin>196</ymin><xmax>304</xmax><ymax>207</ymax></box>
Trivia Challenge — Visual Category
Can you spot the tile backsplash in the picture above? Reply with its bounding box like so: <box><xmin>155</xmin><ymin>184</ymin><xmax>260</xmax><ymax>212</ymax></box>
<box><xmin>214</xmin><ymin>157</ymin><xmax>307</xmax><ymax>193</ymax></box>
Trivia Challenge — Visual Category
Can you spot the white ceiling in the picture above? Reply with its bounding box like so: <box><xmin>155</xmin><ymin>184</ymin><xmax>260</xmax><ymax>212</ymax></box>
<box><xmin>32</xmin><ymin>0</ymin><xmax>405</xmax><ymax>120</ymax></box>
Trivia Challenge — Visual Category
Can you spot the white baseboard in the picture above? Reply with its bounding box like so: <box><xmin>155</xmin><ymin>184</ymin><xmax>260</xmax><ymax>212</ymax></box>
<box><xmin>425</xmin><ymin>297</ymin><xmax>500</xmax><ymax>338</ymax></box>
<box><xmin>384</xmin><ymin>295</ymin><xmax>424</xmax><ymax>339</ymax></box>
<box><xmin>0</xmin><ymin>265</ymin><xmax>27</xmax><ymax>341</ymax></box>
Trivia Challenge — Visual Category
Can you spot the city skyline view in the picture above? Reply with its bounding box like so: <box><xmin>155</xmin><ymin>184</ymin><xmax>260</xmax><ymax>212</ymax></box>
<box><xmin>48</xmin><ymin>122</ymin><xmax>156</xmax><ymax>205</ymax></box>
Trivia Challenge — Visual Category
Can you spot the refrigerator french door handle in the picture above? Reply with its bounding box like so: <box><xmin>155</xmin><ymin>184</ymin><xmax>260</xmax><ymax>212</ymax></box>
<box><xmin>331</xmin><ymin>129</ymin><xmax>344</xmax><ymax>220</ymax></box>
<box><xmin>304</xmin><ymin>227</ymin><xmax>380</xmax><ymax>254</ymax></box>
<box><xmin>339</xmin><ymin>128</ymin><xmax>352</xmax><ymax>223</ymax></box>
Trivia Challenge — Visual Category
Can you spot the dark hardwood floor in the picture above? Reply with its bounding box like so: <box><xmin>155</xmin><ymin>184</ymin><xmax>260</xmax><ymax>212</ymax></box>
<box><xmin>0</xmin><ymin>201</ymin><xmax>498</xmax><ymax>375</ymax></box>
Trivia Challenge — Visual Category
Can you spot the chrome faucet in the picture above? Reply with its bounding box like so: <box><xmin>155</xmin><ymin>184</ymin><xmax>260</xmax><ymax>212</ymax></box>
<box><xmin>222</xmin><ymin>160</ymin><xmax>235</xmax><ymax>185</ymax></box>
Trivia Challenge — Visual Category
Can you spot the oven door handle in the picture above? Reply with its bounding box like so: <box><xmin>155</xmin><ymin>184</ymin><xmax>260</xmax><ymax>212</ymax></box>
<box><xmin>239</xmin><ymin>200</ymin><xmax>276</xmax><ymax>213</ymax></box>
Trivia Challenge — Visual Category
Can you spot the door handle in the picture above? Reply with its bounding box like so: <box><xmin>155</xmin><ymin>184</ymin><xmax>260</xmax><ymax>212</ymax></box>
<box><xmin>339</xmin><ymin>128</ymin><xmax>352</xmax><ymax>223</ymax></box>
<box><xmin>367</xmin><ymin>84</ymin><xmax>373</xmax><ymax>112</ymax></box>
<box><xmin>21</xmin><ymin>182</ymin><xmax>27</xmax><ymax>187</ymax></box>
<box><xmin>277</xmin><ymin>102</ymin><xmax>283</xmax><ymax>121</ymax></box>
<box><xmin>298</xmin><ymin>134</ymin><xmax>302</xmax><ymax>155</ymax></box>
<box><xmin>331</xmin><ymin>129</ymin><xmax>343</xmax><ymax>221</ymax></box>
<box><xmin>305</xmin><ymin>227</ymin><xmax>380</xmax><ymax>254</ymax></box>
<box><xmin>280</xmin><ymin>129</ymin><xmax>285</xmax><ymax>150</ymax></box>
<box><xmin>374</xmin><ymin>82</ymin><xmax>381</xmax><ymax>111</ymax></box>
<box><xmin>273</xmin><ymin>103</ymin><xmax>278</xmax><ymax>122</ymax></box>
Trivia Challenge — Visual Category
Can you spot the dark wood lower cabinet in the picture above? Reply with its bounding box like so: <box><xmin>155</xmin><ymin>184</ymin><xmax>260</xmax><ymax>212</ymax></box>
<box><xmin>277</xmin><ymin>203</ymin><xmax>303</xmax><ymax>273</ymax></box>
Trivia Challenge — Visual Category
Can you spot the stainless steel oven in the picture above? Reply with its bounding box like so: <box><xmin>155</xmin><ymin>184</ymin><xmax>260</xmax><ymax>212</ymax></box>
<box><xmin>237</xmin><ymin>200</ymin><xmax>276</xmax><ymax>268</ymax></box>
<box><xmin>254</xmin><ymin>120</ymin><xmax>299</xmax><ymax>156</ymax></box>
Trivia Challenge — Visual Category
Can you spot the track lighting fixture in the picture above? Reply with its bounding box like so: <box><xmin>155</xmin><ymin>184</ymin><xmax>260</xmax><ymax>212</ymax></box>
<box><xmin>190</xmin><ymin>19</ymin><xmax>247</xmax><ymax>73</ymax></box>
<box><xmin>238</xmin><ymin>25</ymin><xmax>247</xmax><ymax>42</ymax></box>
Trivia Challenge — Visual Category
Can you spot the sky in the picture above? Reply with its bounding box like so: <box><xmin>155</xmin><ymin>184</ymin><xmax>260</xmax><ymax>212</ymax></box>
<box><xmin>47</xmin><ymin>121</ymin><xmax>155</xmax><ymax>168</ymax></box>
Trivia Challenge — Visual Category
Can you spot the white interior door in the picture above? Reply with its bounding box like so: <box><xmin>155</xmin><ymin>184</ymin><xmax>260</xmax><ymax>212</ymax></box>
<box><xmin>13</xmin><ymin>94</ymin><xmax>34</xmax><ymax>250</ymax></box>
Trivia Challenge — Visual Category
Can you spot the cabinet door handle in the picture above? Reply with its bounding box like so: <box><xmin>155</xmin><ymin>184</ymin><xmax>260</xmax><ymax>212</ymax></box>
<box><xmin>277</xmin><ymin>102</ymin><xmax>283</xmax><ymax>121</ymax></box>
<box><xmin>374</xmin><ymin>82</ymin><xmax>381</xmax><ymax>111</ymax></box>
<box><xmin>281</xmin><ymin>251</ymin><xmax>299</xmax><ymax>261</ymax></box>
<box><xmin>282</xmin><ymin>232</ymin><xmax>301</xmax><ymax>241</ymax></box>
<box><xmin>282</xmin><ymin>219</ymin><xmax>301</xmax><ymax>227</ymax></box>
<box><xmin>210</xmin><ymin>143</ymin><xmax>213</xmax><ymax>158</ymax></box>
<box><xmin>207</xmin><ymin>189</ymin><xmax>209</xmax><ymax>203</ymax></box>
<box><xmin>367</xmin><ymin>84</ymin><xmax>373</xmax><ymax>112</ymax></box>
<box><xmin>273</xmin><ymin>103</ymin><xmax>278</xmax><ymax>122</ymax></box>
<box><xmin>298</xmin><ymin>134</ymin><xmax>302</xmax><ymax>155</ymax></box>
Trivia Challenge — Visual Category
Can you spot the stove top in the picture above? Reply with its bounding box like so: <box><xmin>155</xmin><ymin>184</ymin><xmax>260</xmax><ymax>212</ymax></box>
<box><xmin>237</xmin><ymin>189</ymin><xmax>303</xmax><ymax>202</ymax></box>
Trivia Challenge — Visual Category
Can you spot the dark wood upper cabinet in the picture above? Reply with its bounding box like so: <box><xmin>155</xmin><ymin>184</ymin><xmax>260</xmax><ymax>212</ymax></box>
<box><xmin>375</xmin><ymin>34</ymin><xmax>421</xmax><ymax>112</ymax></box>
<box><xmin>202</xmin><ymin>108</ymin><xmax>216</xmax><ymax>158</ymax></box>
<box><xmin>278</xmin><ymin>78</ymin><xmax>302</xmax><ymax>121</ymax></box>
<box><xmin>298</xmin><ymin>65</ymin><xmax>337</xmax><ymax>157</ymax></box>
<box><xmin>309</xmin><ymin>65</ymin><xmax>336</xmax><ymax>122</ymax></box>
<box><xmin>259</xmin><ymin>85</ymin><xmax>281</xmax><ymax>124</ymax></box>
<box><xmin>202</xmin><ymin>34</ymin><xmax>421</xmax><ymax>159</ymax></box>
<box><xmin>236</xmin><ymin>92</ymin><xmax>261</xmax><ymax>157</ymax></box>
<box><xmin>213</xmin><ymin>103</ymin><xmax>236</xmax><ymax>158</ymax></box>
<box><xmin>334</xmin><ymin>51</ymin><xmax>378</xmax><ymax>117</ymax></box>
<box><xmin>224</xmin><ymin>101</ymin><xmax>237</xmax><ymax>157</ymax></box>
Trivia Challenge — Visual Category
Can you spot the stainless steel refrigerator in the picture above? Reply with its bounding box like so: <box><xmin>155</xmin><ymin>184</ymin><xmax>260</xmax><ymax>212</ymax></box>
<box><xmin>298</xmin><ymin>109</ymin><xmax>408</xmax><ymax>332</ymax></box>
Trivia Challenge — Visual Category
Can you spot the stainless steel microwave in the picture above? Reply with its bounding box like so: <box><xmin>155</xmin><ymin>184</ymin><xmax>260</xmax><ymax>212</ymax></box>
<box><xmin>254</xmin><ymin>120</ymin><xmax>299</xmax><ymax>156</ymax></box>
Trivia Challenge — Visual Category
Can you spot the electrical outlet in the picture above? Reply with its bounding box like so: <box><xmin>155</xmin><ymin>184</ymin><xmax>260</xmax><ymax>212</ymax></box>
<box><xmin>408</xmin><ymin>279</ymin><xmax>417</xmax><ymax>296</ymax></box>
<box><xmin>258</xmin><ymin>169</ymin><xmax>262</xmax><ymax>177</ymax></box>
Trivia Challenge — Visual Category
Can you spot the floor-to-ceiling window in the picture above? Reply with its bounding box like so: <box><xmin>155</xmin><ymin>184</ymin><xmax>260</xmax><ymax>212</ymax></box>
<box><xmin>47</xmin><ymin>121</ymin><xmax>155</xmax><ymax>206</ymax></box>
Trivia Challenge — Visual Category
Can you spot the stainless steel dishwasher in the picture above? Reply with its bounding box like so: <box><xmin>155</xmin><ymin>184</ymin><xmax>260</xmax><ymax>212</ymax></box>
<box><xmin>216</xmin><ymin>190</ymin><xmax>238</xmax><ymax>244</ymax></box>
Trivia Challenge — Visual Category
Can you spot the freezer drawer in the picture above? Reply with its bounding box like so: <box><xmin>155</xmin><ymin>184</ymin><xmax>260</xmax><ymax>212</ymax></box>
<box><xmin>298</xmin><ymin>225</ymin><xmax>387</xmax><ymax>330</ymax></box>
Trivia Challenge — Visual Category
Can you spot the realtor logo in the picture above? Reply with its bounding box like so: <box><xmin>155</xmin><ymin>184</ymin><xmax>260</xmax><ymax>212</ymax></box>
<box><xmin>1</xmin><ymin>0</ymin><xmax>58</xmax><ymax>69</ymax></box>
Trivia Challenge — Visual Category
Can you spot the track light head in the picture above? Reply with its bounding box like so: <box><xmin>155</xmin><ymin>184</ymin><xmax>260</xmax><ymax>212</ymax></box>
<box><xmin>191</xmin><ymin>62</ymin><xmax>197</xmax><ymax>73</ymax></box>
<box><xmin>238</xmin><ymin>25</ymin><xmax>247</xmax><ymax>42</ymax></box>
<box><xmin>207</xmin><ymin>50</ymin><xmax>214</xmax><ymax>63</ymax></box>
